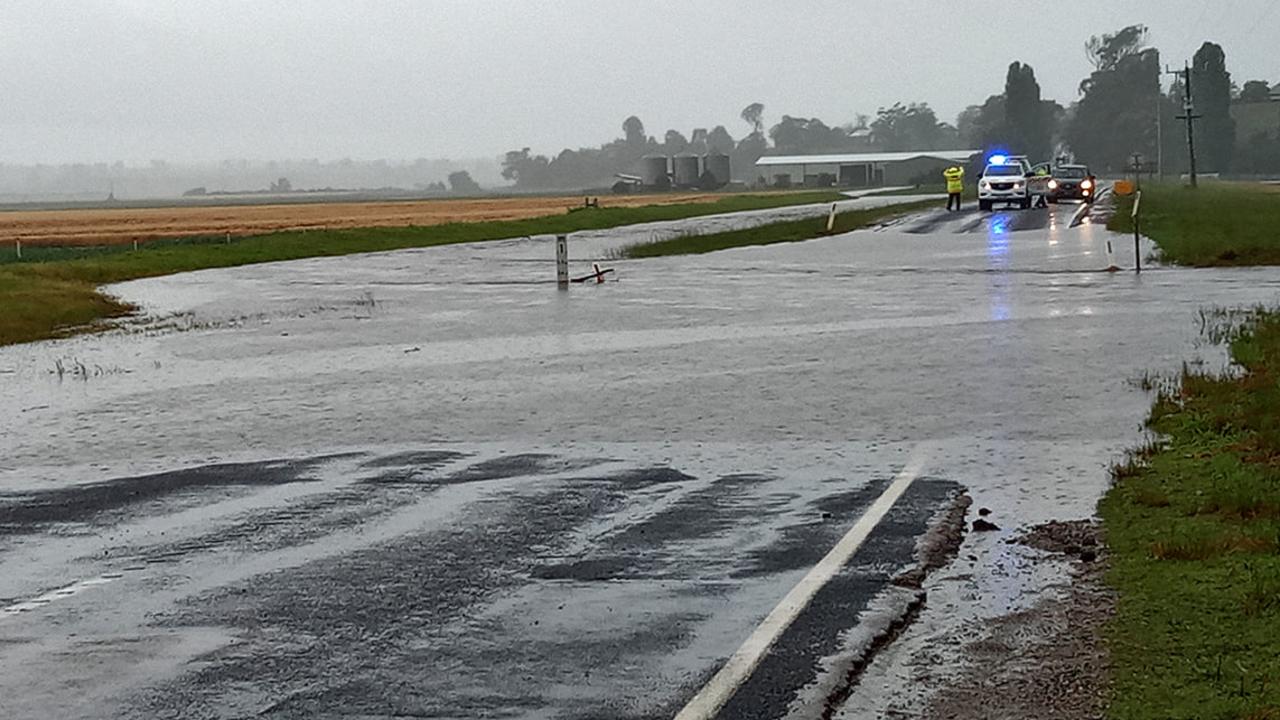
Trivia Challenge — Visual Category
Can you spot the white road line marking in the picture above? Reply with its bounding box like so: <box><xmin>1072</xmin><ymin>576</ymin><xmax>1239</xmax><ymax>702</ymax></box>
<box><xmin>1</xmin><ymin>575</ymin><xmax>119</xmax><ymax>618</ymax></box>
<box><xmin>673</xmin><ymin>449</ymin><xmax>929</xmax><ymax>720</ymax></box>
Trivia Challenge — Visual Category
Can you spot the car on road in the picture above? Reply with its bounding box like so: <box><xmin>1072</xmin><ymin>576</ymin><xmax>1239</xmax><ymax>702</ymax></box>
<box><xmin>978</xmin><ymin>155</ymin><xmax>1032</xmax><ymax>211</ymax></box>
<box><xmin>1047</xmin><ymin>164</ymin><xmax>1097</xmax><ymax>203</ymax></box>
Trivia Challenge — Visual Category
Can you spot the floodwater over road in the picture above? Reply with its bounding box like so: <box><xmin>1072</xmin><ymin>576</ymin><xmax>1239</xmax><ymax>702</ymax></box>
<box><xmin>2</xmin><ymin>198</ymin><xmax>1279</xmax><ymax>719</ymax></box>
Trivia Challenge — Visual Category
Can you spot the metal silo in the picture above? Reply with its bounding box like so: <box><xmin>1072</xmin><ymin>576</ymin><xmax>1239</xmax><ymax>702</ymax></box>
<box><xmin>672</xmin><ymin>154</ymin><xmax>701</xmax><ymax>187</ymax></box>
<box><xmin>641</xmin><ymin>155</ymin><xmax>669</xmax><ymax>187</ymax></box>
<box><xmin>703</xmin><ymin>153</ymin><xmax>731</xmax><ymax>187</ymax></box>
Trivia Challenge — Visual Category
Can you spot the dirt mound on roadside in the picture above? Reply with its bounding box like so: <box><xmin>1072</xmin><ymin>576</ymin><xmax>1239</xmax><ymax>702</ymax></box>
<box><xmin>1016</xmin><ymin>519</ymin><xmax>1102</xmax><ymax>559</ymax></box>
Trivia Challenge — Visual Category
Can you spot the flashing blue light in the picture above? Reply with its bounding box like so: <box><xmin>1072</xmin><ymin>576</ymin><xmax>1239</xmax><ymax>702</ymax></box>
<box><xmin>989</xmin><ymin>154</ymin><xmax>1008</xmax><ymax>165</ymax></box>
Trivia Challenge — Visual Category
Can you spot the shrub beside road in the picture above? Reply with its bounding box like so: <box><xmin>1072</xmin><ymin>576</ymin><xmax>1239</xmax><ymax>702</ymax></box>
<box><xmin>1104</xmin><ymin>180</ymin><xmax>1280</xmax><ymax>717</ymax></box>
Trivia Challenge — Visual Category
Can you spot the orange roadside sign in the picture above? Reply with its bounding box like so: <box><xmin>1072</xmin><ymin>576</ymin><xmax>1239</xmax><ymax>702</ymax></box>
<box><xmin>1113</xmin><ymin>180</ymin><xmax>1135</xmax><ymax>196</ymax></box>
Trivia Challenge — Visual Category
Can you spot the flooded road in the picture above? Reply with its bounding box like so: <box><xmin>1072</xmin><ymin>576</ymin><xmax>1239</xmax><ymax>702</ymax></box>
<box><xmin>2</xmin><ymin>198</ymin><xmax>1279</xmax><ymax>719</ymax></box>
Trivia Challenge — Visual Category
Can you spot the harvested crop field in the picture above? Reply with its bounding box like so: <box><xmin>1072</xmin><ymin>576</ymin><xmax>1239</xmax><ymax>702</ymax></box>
<box><xmin>1</xmin><ymin>192</ymin><xmax>740</xmax><ymax>247</ymax></box>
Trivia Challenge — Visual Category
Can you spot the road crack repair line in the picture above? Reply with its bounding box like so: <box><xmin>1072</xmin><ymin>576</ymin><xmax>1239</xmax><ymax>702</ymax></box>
<box><xmin>673</xmin><ymin>447</ymin><xmax>930</xmax><ymax>720</ymax></box>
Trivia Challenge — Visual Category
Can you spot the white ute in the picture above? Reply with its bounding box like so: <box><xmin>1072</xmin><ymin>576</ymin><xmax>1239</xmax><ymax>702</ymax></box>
<box><xmin>978</xmin><ymin>155</ymin><xmax>1032</xmax><ymax>211</ymax></box>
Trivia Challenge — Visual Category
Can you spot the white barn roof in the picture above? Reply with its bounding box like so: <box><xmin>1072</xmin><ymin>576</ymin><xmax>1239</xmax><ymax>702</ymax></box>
<box><xmin>756</xmin><ymin>150</ymin><xmax>980</xmax><ymax>167</ymax></box>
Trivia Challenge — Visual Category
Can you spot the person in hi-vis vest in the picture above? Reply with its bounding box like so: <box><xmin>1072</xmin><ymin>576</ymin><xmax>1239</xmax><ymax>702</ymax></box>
<box><xmin>943</xmin><ymin>165</ymin><xmax>965</xmax><ymax>211</ymax></box>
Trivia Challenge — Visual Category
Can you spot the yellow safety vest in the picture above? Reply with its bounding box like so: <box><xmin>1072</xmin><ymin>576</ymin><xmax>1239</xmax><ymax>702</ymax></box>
<box><xmin>943</xmin><ymin>167</ymin><xmax>964</xmax><ymax>193</ymax></box>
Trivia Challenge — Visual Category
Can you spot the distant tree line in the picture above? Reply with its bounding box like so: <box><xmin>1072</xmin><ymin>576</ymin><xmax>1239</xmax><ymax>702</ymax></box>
<box><xmin>504</xmin><ymin>24</ymin><xmax>1277</xmax><ymax>189</ymax></box>
<box><xmin>501</xmin><ymin>101</ymin><xmax>976</xmax><ymax>190</ymax></box>
<box><xmin>0</xmin><ymin>157</ymin><xmax>504</xmax><ymax>203</ymax></box>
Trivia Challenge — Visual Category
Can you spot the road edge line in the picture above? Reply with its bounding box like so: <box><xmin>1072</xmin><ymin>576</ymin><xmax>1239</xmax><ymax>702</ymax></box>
<box><xmin>672</xmin><ymin>448</ymin><xmax>930</xmax><ymax>720</ymax></box>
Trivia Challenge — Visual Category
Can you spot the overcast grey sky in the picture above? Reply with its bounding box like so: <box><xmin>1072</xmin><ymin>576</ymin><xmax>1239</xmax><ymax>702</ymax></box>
<box><xmin>2</xmin><ymin>0</ymin><xmax>1276</xmax><ymax>164</ymax></box>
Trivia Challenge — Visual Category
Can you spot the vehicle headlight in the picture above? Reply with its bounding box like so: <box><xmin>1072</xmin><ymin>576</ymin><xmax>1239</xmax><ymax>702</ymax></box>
<box><xmin>1013</xmin><ymin>180</ymin><xmax>1025</xmax><ymax>188</ymax></box>
<box><xmin>1048</xmin><ymin>180</ymin><xmax>1058</xmax><ymax>189</ymax></box>
<box><xmin>979</xmin><ymin>180</ymin><xmax>989</xmax><ymax>188</ymax></box>
<box><xmin>1081</xmin><ymin>179</ymin><xmax>1093</xmax><ymax>189</ymax></box>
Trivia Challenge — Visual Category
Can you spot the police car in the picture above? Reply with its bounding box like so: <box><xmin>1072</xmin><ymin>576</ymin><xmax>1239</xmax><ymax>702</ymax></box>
<box><xmin>977</xmin><ymin>155</ymin><xmax>1033</xmax><ymax>211</ymax></box>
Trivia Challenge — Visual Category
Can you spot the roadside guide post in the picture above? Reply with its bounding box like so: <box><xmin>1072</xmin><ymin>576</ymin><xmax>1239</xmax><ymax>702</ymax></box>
<box><xmin>826</xmin><ymin>203</ymin><xmax>837</xmax><ymax>233</ymax></box>
<box><xmin>1132</xmin><ymin>190</ymin><xmax>1142</xmax><ymax>275</ymax></box>
<box><xmin>14</xmin><ymin>240</ymin><xmax>20</xmax><ymax>260</ymax></box>
<box><xmin>556</xmin><ymin>234</ymin><xmax>569</xmax><ymax>289</ymax></box>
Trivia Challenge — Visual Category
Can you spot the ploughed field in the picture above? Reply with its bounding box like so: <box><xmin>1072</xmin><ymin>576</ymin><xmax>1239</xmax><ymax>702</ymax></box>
<box><xmin>0</xmin><ymin>193</ymin><xmax>735</xmax><ymax>247</ymax></box>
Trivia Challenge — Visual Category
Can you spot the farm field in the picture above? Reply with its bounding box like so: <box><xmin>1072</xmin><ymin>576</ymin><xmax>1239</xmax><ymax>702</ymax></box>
<box><xmin>0</xmin><ymin>192</ymin><xmax>750</xmax><ymax>247</ymax></box>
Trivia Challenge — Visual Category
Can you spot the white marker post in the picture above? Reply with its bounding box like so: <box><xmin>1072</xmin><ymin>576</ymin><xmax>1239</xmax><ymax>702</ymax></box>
<box><xmin>556</xmin><ymin>234</ymin><xmax>569</xmax><ymax>289</ymax></box>
<box><xmin>1105</xmin><ymin>239</ymin><xmax>1119</xmax><ymax>272</ymax></box>
<box><xmin>14</xmin><ymin>240</ymin><xmax>20</xmax><ymax>260</ymax></box>
<box><xmin>826</xmin><ymin>203</ymin><xmax>837</xmax><ymax>233</ymax></box>
<box><xmin>1132</xmin><ymin>190</ymin><xmax>1142</xmax><ymax>274</ymax></box>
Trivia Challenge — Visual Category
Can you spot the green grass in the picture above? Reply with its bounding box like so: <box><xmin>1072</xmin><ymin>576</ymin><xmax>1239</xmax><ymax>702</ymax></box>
<box><xmin>621</xmin><ymin>200</ymin><xmax>933</xmax><ymax>258</ymax></box>
<box><xmin>0</xmin><ymin>191</ymin><xmax>841</xmax><ymax>347</ymax></box>
<box><xmin>1109</xmin><ymin>182</ymin><xmax>1280</xmax><ymax>266</ymax></box>
<box><xmin>1102</xmin><ymin>308</ymin><xmax>1280</xmax><ymax>719</ymax></box>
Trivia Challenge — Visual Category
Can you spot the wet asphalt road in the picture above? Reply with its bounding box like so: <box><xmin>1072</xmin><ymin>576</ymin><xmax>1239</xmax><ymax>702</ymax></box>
<box><xmin>3</xmin><ymin>197</ymin><xmax>1280</xmax><ymax>719</ymax></box>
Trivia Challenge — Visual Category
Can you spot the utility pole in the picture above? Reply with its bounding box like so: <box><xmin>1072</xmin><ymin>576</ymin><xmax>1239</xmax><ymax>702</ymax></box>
<box><xmin>1155</xmin><ymin>91</ymin><xmax>1163</xmax><ymax>181</ymax></box>
<box><xmin>1167</xmin><ymin>62</ymin><xmax>1202</xmax><ymax>188</ymax></box>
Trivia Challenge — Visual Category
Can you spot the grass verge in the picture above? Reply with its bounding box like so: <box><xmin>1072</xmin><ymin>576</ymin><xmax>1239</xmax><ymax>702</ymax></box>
<box><xmin>621</xmin><ymin>199</ymin><xmax>933</xmax><ymax>258</ymax></box>
<box><xmin>0</xmin><ymin>191</ymin><xmax>841</xmax><ymax>347</ymax></box>
<box><xmin>1102</xmin><ymin>308</ymin><xmax>1280</xmax><ymax>718</ymax></box>
<box><xmin>1108</xmin><ymin>182</ymin><xmax>1280</xmax><ymax>266</ymax></box>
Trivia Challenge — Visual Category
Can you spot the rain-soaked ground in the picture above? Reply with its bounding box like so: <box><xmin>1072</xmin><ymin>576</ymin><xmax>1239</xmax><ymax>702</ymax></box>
<box><xmin>2</xmin><ymin>196</ymin><xmax>1280</xmax><ymax>719</ymax></box>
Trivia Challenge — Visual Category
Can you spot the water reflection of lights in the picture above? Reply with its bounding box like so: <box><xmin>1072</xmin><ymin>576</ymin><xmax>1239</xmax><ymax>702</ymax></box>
<box><xmin>987</xmin><ymin>215</ymin><xmax>1012</xmax><ymax>321</ymax></box>
<box><xmin>990</xmin><ymin>215</ymin><xmax>1010</xmax><ymax>237</ymax></box>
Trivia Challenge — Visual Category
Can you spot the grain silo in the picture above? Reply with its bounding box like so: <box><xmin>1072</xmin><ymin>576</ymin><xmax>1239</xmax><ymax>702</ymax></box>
<box><xmin>672</xmin><ymin>154</ymin><xmax>701</xmax><ymax>187</ymax></box>
<box><xmin>641</xmin><ymin>155</ymin><xmax>670</xmax><ymax>187</ymax></box>
<box><xmin>702</xmin><ymin>153</ymin><xmax>731</xmax><ymax>187</ymax></box>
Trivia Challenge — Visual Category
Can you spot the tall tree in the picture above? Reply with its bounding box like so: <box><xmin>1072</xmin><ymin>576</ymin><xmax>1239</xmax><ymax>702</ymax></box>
<box><xmin>768</xmin><ymin>116</ymin><xmax>849</xmax><ymax>153</ymax></box>
<box><xmin>958</xmin><ymin>95</ymin><xmax>1007</xmax><ymax>151</ymax></box>
<box><xmin>447</xmin><ymin>170</ymin><xmax>482</xmax><ymax>194</ymax></box>
<box><xmin>622</xmin><ymin>116</ymin><xmax>646</xmax><ymax>149</ymax></box>
<box><xmin>663</xmin><ymin>129</ymin><xmax>690</xmax><ymax>154</ymax></box>
<box><xmin>1192</xmin><ymin>42</ymin><xmax>1236</xmax><ymax>173</ymax></box>
<box><xmin>706</xmin><ymin>126</ymin><xmax>736</xmax><ymax>155</ymax></box>
<box><xmin>1004</xmin><ymin>62</ymin><xmax>1053</xmax><ymax>161</ymax></box>
<box><xmin>1085</xmin><ymin>25</ymin><xmax>1150</xmax><ymax>72</ymax></box>
<box><xmin>1238</xmin><ymin>80</ymin><xmax>1275</xmax><ymax>103</ymax></box>
<box><xmin>501</xmin><ymin>148</ymin><xmax>551</xmax><ymax>188</ymax></box>
<box><xmin>1065</xmin><ymin>25</ymin><xmax>1160</xmax><ymax>171</ymax></box>
<box><xmin>689</xmin><ymin>128</ymin><xmax>709</xmax><ymax>154</ymax></box>
<box><xmin>740</xmin><ymin>103</ymin><xmax>765</xmax><ymax>135</ymax></box>
<box><xmin>870</xmin><ymin>103</ymin><xmax>947</xmax><ymax>151</ymax></box>
<box><xmin>733</xmin><ymin>132</ymin><xmax>769</xmax><ymax>183</ymax></box>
